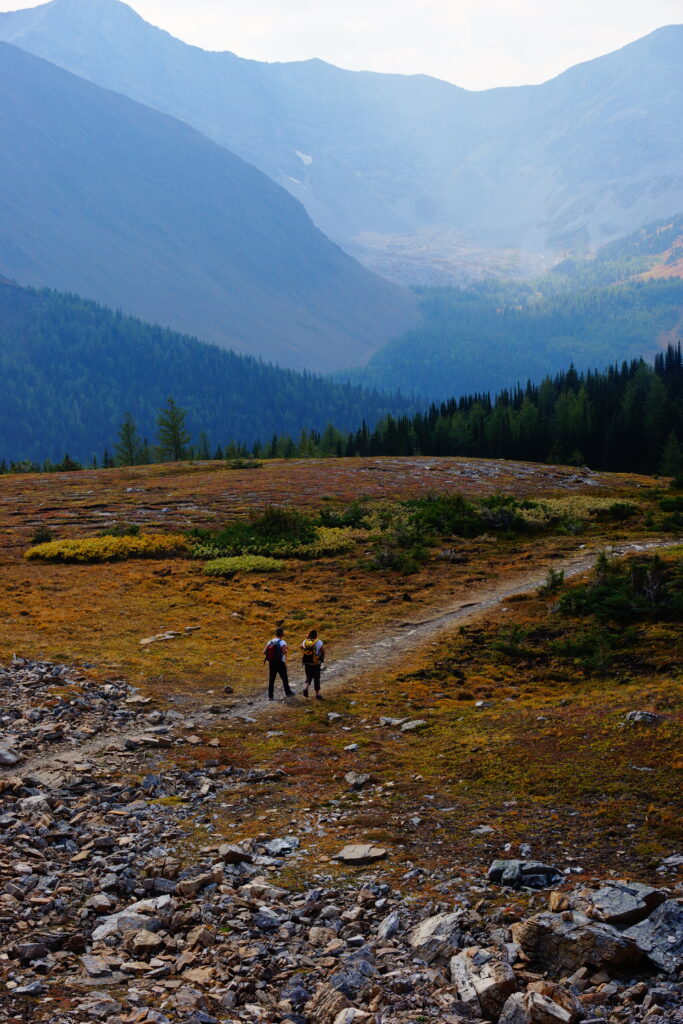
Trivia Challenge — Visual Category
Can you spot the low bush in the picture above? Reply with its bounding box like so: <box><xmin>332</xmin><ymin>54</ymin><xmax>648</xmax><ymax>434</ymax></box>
<box><xmin>204</xmin><ymin>555</ymin><xmax>285</xmax><ymax>578</ymax></box>
<box><xmin>191</xmin><ymin>507</ymin><xmax>316</xmax><ymax>558</ymax></box>
<box><xmin>30</xmin><ymin>526</ymin><xmax>54</xmax><ymax>545</ymax></box>
<box><xmin>25</xmin><ymin>533</ymin><xmax>191</xmax><ymax>563</ymax></box>
<box><xmin>318</xmin><ymin>501</ymin><xmax>371</xmax><ymax>529</ymax></box>
<box><xmin>226</xmin><ymin>458</ymin><xmax>263</xmax><ymax>470</ymax></box>
<box><xmin>559</xmin><ymin>552</ymin><xmax>683</xmax><ymax>623</ymax></box>
<box><xmin>98</xmin><ymin>524</ymin><xmax>140</xmax><ymax>537</ymax></box>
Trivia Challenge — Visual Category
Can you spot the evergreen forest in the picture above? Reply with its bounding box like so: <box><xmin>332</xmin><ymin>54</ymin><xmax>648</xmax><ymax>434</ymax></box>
<box><xmin>348</xmin><ymin>277</ymin><xmax>683</xmax><ymax>399</ymax></box>
<box><xmin>0</xmin><ymin>281</ymin><xmax>410</xmax><ymax>463</ymax></box>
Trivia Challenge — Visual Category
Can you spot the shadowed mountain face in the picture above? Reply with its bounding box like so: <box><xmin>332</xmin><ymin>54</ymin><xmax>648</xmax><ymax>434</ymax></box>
<box><xmin>0</xmin><ymin>41</ymin><xmax>416</xmax><ymax>371</ymax></box>
<box><xmin>1</xmin><ymin>0</ymin><xmax>682</xmax><ymax>265</ymax></box>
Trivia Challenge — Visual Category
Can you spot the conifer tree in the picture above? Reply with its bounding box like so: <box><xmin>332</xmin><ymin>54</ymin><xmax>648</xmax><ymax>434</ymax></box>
<box><xmin>660</xmin><ymin>431</ymin><xmax>683</xmax><ymax>477</ymax></box>
<box><xmin>115</xmin><ymin>412</ymin><xmax>143</xmax><ymax>467</ymax></box>
<box><xmin>156</xmin><ymin>397</ymin><xmax>190</xmax><ymax>462</ymax></box>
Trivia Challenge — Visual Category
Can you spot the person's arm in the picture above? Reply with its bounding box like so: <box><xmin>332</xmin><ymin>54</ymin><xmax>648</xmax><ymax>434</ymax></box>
<box><xmin>317</xmin><ymin>640</ymin><xmax>325</xmax><ymax>662</ymax></box>
<box><xmin>281</xmin><ymin>640</ymin><xmax>288</xmax><ymax>660</ymax></box>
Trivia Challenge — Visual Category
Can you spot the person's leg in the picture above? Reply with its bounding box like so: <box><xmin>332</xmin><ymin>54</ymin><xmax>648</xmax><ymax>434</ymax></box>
<box><xmin>280</xmin><ymin>662</ymin><xmax>293</xmax><ymax>696</ymax></box>
<box><xmin>313</xmin><ymin>664</ymin><xmax>322</xmax><ymax>698</ymax></box>
<box><xmin>268</xmin><ymin>664</ymin><xmax>276</xmax><ymax>700</ymax></box>
<box><xmin>304</xmin><ymin>665</ymin><xmax>313</xmax><ymax>697</ymax></box>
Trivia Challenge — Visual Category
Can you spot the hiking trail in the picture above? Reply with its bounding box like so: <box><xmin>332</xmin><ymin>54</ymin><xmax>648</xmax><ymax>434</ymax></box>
<box><xmin>21</xmin><ymin>537</ymin><xmax>681</xmax><ymax>786</ymax></box>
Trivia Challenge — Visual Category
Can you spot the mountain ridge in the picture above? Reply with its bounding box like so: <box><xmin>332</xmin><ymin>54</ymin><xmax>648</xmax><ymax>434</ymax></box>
<box><xmin>2</xmin><ymin>0</ymin><xmax>681</xmax><ymax>268</ymax></box>
<box><xmin>0</xmin><ymin>40</ymin><xmax>416</xmax><ymax>371</ymax></box>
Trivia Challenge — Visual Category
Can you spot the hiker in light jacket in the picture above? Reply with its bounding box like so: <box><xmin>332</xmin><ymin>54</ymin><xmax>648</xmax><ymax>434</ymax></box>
<box><xmin>264</xmin><ymin>627</ymin><xmax>293</xmax><ymax>701</ymax></box>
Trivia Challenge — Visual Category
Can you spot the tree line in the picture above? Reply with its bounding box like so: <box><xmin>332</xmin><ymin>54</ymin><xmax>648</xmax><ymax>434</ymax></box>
<box><xmin>3</xmin><ymin>347</ymin><xmax>681</xmax><ymax>479</ymax></box>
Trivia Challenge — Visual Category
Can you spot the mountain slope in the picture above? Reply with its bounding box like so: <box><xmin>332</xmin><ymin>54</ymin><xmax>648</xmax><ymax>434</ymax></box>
<box><xmin>340</xmin><ymin>278</ymin><xmax>683</xmax><ymax>400</ymax></box>
<box><xmin>2</xmin><ymin>0</ymin><xmax>681</xmax><ymax>262</ymax></box>
<box><xmin>0</xmin><ymin>41</ymin><xmax>415</xmax><ymax>371</ymax></box>
<box><xmin>0</xmin><ymin>280</ymin><xmax>412</xmax><ymax>463</ymax></box>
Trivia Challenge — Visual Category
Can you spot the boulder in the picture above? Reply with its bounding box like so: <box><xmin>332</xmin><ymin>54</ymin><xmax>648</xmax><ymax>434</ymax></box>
<box><xmin>625</xmin><ymin>899</ymin><xmax>683</xmax><ymax>973</ymax></box>
<box><xmin>585</xmin><ymin>881</ymin><xmax>666</xmax><ymax>928</ymax></box>
<box><xmin>511</xmin><ymin>911</ymin><xmax>641</xmax><ymax>972</ymax></box>
<box><xmin>488</xmin><ymin>860</ymin><xmax>562</xmax><ymax>890</ymax></box>
<box><xmin>400</xmin><ymin>719</ymin><xmax>428</xmax><ymax>733</ymax></box>
<box><xmin>0</xmin><ymin>746</ymin><xmax>23</xmax><ymax>767</ymax></box>
<box><xmin>625</xmin><ymin>710</ymin><xmax>662</xmax><ymax>724</ymax></box>
<box><xmin>218</xmin><ymin>843</ymin><xmax>253</xmax><ymax>864</ymax></box>
<box><xmin>408</xmin><ymin>911</ymin><xmax>464</xmax><ymax>963</ymax></box>
<box><xmin>305</xmin><ymin>982</ymin><xmax>351</xmax><ymax>1024</ymax></box>
<box><xmin>130</xmin><ymin>928</ymin><xmax>164</xmax><ymax>956</ymax></box>
<box><xmin>345</xmin><ymin>771</ymin><xmax>372</xmax><ymax>790</ymax></box>
<box><xmin>499</xmin><ymin>989</ymin><xmax>581</xmax><ymax>1024</ymax></box>
<box><xmin>334</xmin><ymin>844</ymin><xmax>387</xmax><ymax>865</ymax></box>
<box><xmin>91</xmin><ymin>896</ymin><xmax>171</xmax><ymax>941</ymax></box>
<box><xmin>377</xmin><ymin>910</ymin><xmax>401</xmax><ymax>941</ymax></box>
<box><xmin>450</xmin><ymin>946</ymin><xmax>517</xmax><ymax>1019</ymax></box>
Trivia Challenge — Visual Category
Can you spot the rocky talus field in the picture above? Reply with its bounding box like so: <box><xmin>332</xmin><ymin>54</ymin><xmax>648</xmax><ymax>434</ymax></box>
<box><xmin>0</xmin><ymin>457</ymin><xmax>681</xmax><ymax>1024</ymax></box>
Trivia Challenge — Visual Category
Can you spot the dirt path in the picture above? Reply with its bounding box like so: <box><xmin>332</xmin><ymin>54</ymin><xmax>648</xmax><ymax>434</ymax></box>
<box><xmin>22</xmin><ymin>537</ymin><xmax>680</xmax><ymax>786</ymax></box>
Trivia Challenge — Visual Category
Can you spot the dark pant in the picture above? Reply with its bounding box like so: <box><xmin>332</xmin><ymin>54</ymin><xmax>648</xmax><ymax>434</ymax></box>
<box><xmin>304</xmin><ymin>664</ymin><xmax>321</xmax><ymax>692</ymax></box>
<box><xmin>268</xmin><ymin>662</ymin><xmax>291</xmax><ymax>699</ymax></box>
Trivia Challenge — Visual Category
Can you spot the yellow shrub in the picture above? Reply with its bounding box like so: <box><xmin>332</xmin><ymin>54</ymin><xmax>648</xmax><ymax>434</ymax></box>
<box><xmin>204</xmin><ymin>555</ymin><xmax>285</xmax><ymax>578</ymax></box>
<box><xmin>25</xmin><ymin>534</ymin><xmax>191</xmax><ymax>563</ymax></box>
<box><xmin>293</xmin><ymin>527</ymin><xmax>366</xmax><ymax>558</ymax></box>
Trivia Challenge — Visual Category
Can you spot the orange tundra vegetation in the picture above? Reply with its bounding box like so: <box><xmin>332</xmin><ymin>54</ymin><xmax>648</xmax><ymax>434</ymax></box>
<box><xmin>0</xmin><ymin>455</ymin><xmax>681</xmax><ymax>889</ymax></box>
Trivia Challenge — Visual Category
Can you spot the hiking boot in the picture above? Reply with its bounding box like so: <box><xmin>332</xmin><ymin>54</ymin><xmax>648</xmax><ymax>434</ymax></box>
<box><xmin>303</xmin><ymin>687</ymin><xmax>309</xmax><ymax>698</ymax></box>
<box><xmin>315</xmin><ymin>693</ymin><xmax>323</xmax><ymax>700</ymax></box>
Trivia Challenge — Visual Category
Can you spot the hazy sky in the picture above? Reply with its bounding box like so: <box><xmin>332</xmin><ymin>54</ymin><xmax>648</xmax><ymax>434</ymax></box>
<box><xmin>1</xmin><ymin>0</ymin><xmax>682</xmax><ymax>88</ymax></box>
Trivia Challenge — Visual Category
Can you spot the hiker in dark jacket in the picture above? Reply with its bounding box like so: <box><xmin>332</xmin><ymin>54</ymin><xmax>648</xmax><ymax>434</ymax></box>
<box><xmin>301</xmin><ymin>629</ymin><xmax>325</xmax><ymax>700</ymax></box>
<box><xmin>264</xmin><ymin>627</ymin><xmax>293</xmax><ymax>701</ymax></box>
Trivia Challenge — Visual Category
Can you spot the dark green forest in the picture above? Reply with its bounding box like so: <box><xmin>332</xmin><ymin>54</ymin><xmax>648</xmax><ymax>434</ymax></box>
<box><xmin>346</xmin><ymin>276</ymin><xmax>683</xmax><ymax>399</ymax></box>
<box><xmin>0</xmin><ymin>281</ymin><xmax>411</xmax><ymax>463</ymax></box>
<box><xmin>339</xmin><ymin>345</ymin><xmax>683</xmax><ymax>476</ymax></box>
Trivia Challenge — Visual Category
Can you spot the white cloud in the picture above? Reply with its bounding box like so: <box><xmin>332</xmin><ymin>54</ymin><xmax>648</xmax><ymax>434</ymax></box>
<box><xmin>1</xmin><ymin>0</ymin><xmax>682</xmax><ymax>87</ymax></box>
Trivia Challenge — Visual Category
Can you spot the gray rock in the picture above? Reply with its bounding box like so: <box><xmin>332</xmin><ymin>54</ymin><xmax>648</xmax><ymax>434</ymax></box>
<box><xmin>512</xmin><ymin>911</ymin><xmax>642</xmax><ymax>972</ymax></box>
<box><xmin>450</xmin><ymin>946</ymin><xmax>517</xmax><ymax>1019</ymax></box>
<box><xmin>400</xmin><ymin>719</ymin><xmax>428</xmax><ymax>733</ymax></box>
<box><xmin>586</xmin><ymin>881</ymin><xmax>666</xmax><ymax>928</ymax></box>
<box><xmin>499</xmin><ymin>989</ymin><xmax>580</xmax><ymax>1023</ymax></box>
<box><xmin>377</xmin><ymin>910</ymin><xmax>401</xmax><ymax>941</ymax></box>
<box><xmin>218</xmin><ymin>843</ymin><xmax>253</xmax><ymax>864</ymax></box>
<box><xmin>91</xmin><ymin>895</ymin><xmax>172</xmax><ymax>941</ymax></box>
<box><xmin>625</xmin><ymin>710</ymin><xmax>662</xmax><ymax>724</ymax></box>
<box><xmin>334</xmin><ymin>844</ymin><xmax>387</xmax><ymax>865</ymax></box>
<box><xmin>408</xmin><ymin>911</ymin><xmax>464</xmax><ymax>963</ymax></box>
<box><xmin>625</xmin><ymin>899</ymin><xmax>683</xmax><ymax>973</ymax></box>
<box><xmin>345</xmin><ymin>771</ymin><xmax>372</xmax><ymax>790</ymax></box>
<box><xmin>488</xmin><ymin>859</ymin><xmax>562</xmax><ymax>890</ymax></box>
<box><xmin>0</xmin><ymin>745</ymin><xmax>23</xmax><ymax>767</ymax></box>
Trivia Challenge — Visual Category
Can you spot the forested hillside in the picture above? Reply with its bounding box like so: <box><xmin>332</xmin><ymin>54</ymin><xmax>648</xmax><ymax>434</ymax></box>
<box><xmin>345</xmin><ymin>346</ymin><xmax>683</xmax><ymax>475</ymax></box>
<box><xmin>0</xmin><ymin>282</ymin><xmax>409</xmax><ymax>463</ymax></box>
<box><xmin>348</xmin><ymin>278</ymin><xmax>683</xmax><ymax>399</ymax></box>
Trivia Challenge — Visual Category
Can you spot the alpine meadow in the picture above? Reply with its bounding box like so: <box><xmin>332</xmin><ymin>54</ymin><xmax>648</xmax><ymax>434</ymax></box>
<box><xmin>0</xmin><ymin>3</ymin><xmax>682</xmax><ymax>1024</ymax></box>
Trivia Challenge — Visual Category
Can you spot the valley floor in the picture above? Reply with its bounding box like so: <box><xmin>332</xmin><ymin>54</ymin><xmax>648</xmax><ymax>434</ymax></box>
<box><xmin>0</xmin><ymin>456</ymin><xmax>681</xmax><ymax>1023</ymax></box>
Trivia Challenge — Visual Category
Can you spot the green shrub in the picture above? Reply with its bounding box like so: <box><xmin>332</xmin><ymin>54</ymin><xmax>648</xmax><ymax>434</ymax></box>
<box><xmin>26</xmin><ymin>533</ymin><xmax>191</xmax><ymax>563</ymax></box>
<box><xmin>191</xmin><ymin>507</ymin><xmax>316</xmax><ymax>558</ymax></box>
<box><xmin>204</xmin><ymin>555</ymin><xmax>285</xmax><ymax>578</ymax></box>
<box><xmin>559</xmin><ymin>553</ymin><xmax>683</xmax><ymax>623</ymax></box>
<box><xmin>227</xmin><ymin>458</ymin><xmax>262</xmax><ymax>470</ymax></box>
<box><xmin>538</xmin><ymin>568</ymin><xmax>565</xmax><ymax>596</ymax></box>
<box><xmin>490</xmin><ymin>624</ymin><xmax>533</xmax><ymax>657</ymax></box>
<box><xmin>318</xmin><ymin>501</ymin><xmax>370</xmax><ymax>529</ymax></box>
<box><xmin>552</xmin><ymin>624</ymin><xmax>638</xmax><ymax>672</ymax></box>
<box><xmin>593</xmin><ymin>502</ymin><xmax>637</xmax><ymax>522</ymax></box>
<box><xmin>30</xmin><ymin>526</ymin><xmax>54</xmax><ymax>545</ymax></box>
<box><xmin>99</xmin><ymin>523</ymin><xmax>140</xmax><ymax>537</ymax></box>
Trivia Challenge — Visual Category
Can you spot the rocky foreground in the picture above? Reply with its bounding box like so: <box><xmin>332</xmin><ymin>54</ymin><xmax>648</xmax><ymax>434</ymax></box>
<box><xmin>1</xmin><ymin>659</ymin><xmax>682</xmax><ymax>1024</ymax></box>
